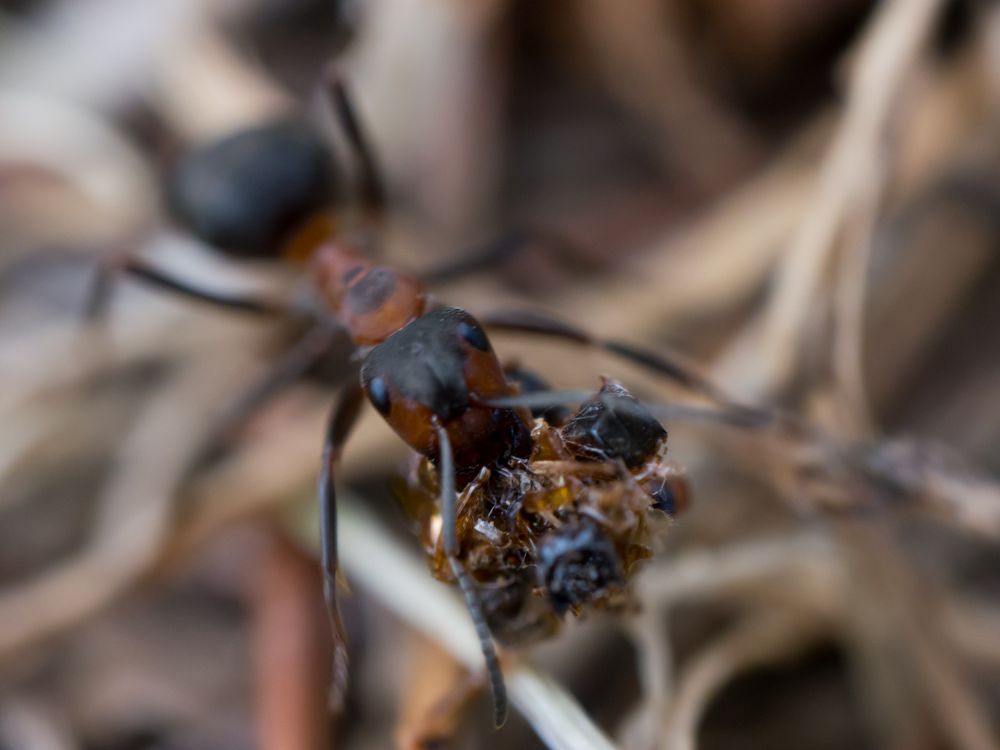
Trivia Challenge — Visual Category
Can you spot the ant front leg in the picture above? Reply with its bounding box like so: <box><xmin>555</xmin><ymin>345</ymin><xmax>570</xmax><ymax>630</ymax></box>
<box><xmin>320</xmin><ymin>378</ymin><xmax>365</xmax><ymax>709</ymax></box>
<box><xmin>478</xmin><ymin>308</ymin><xmax>771</xmax><ymax>427</ymax></box>
<box><xmin>211</xmin><ymin>319</ymin><xmax>344</xmax><ymax>447</ymax></box>
<box><xmin>434</xmin><ymin>423</ymin><xmax>508</xmax><ymax>729</ymax></box>
<box><xmin>84</xmin><ymin>252</ymin><xmax>285</xmax><ymax>320</ymax></box>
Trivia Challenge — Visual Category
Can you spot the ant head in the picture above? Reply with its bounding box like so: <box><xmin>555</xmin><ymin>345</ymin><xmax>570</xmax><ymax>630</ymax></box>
<box><xmin>167</xmin><ymin>120</ymin><xmax>335</xmax><ymax>259</ymax></box>
<box><xmin>360</xmin><ymin>308</ymin><xmax>531</xmax><ymax>468</ymax></box>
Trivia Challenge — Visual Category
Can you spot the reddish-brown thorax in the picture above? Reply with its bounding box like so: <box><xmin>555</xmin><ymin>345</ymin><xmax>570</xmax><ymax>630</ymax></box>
<box><xmin>307</xmin><ymin>241</ymin><xmax>427</xmax><ymax>346</ymax></box>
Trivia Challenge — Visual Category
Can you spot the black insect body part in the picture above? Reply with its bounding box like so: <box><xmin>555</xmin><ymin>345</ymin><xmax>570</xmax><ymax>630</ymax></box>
<box><xmin>537</xmin><ymin>520</ymin><xmax>624</xmax><ymax>615</ymax></box>
<box><xmin>562</xmin><ymin>381</ymin><xmax>668</xmax><ymax>468</ymax></box>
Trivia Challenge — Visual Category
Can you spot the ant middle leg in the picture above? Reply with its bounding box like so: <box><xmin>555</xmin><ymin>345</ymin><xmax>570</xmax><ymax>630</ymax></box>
<box><xmin>210</xmin><ymin>318</ymin><xmax>345</xmax><ymax>447</ymax></box>
<box><xmin>434</xmin><ymin>422</ymin><xmax>508</xmax><ymax>729</ymax></box>
<box><xmin>319</xmin><ymin>377</ymin><xmax>366</xmax><ymax>710</ymax></box>
<box><xmin>83</xmin><ymin>252</ymin><xmax>286</xmax><ymax>320</ymax></box>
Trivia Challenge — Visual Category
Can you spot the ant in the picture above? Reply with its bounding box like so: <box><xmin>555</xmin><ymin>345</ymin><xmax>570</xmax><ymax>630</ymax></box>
<box><xmin>90</xmin><ymin>67</ymin><xmax>765</xmax><ymax>728</ymax></box>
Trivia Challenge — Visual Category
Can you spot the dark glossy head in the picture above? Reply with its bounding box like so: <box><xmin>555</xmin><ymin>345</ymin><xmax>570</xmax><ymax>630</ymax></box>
<box><xmin>168</xmin><ymin>120</ymin><xmax>334</xmax><ymax>258</ymax></box>
<box><xmin>537</xmin><ymin>521</ymin><xmax>623</xmax><ymax>615</ymax></box>
<box><xmin>561</xmin><ymin>382</ymin><xmax>667</xmax><ymax>468</ymax></box>
<box><xmin>360</xmin><ymin>307</ymin><xmax>531</xmax><ymax>472</ymax></box>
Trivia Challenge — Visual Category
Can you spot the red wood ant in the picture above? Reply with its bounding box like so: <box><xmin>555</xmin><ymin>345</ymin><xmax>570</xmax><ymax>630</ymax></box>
<box><xmin>94</xmin><ymin>68</ymin><xmax>765</xmax><ymax>728</ymax></box>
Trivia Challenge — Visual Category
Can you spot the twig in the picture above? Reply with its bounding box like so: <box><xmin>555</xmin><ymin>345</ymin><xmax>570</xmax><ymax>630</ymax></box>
<box><xmin>0</xmin><ymin>699</ymin><xmax>76</xmax><ymax>750</ymax></box>
<box><xmin>0</xmin><ymin>346</ymin><xmax>256</xmax><ymax>658</ymax></box>
<box><xmin>0</xmin><ymin>306</ymin><xmax>268</xmax><ymax>418</ymax></box>
<box><xmin>944</xmin><ymin>598</ymin><xmax>1000</xmax><ymax>667</ymax></box>
<box><xmin>396</xmin><ymin>631</ymin><xmax>469</xmax><ymax>750</ymax></box>
<box><xmin>661</xmin><ymin>611</ymin><xmax>831</xmax><ymax>750</ymax></box>
<box><xmin>319</xmin><ymin>497</ymin><xmax>618</xmax><ymax>750</ymax></box>
<box><xmin>558</xmin><ymin>129</ymin><xmax>822</xmax><ymax>343</ymax></box>
<box><xmin>252</xmin><ymin>528</ymin><xmax>330</xmax><ymax>750</ymax></box>
<box><xmin>619</xmin><ymin>609</ymin><xmax>674</xmax><ymax>750</ymax></box>
<box><xmin>836</xmin><ymin>523</ymin><xmax>1000</xmax><ymax>750</ymax></box>
<box><xmin>639</xmin><ymin>531</ymin><xmax>838</xmax><ymax>605</ymax></box>
<box><xmin>831</xmin><ymin>184</ymin><xmax>879</xmax><ymax>435</ymax></box>
<box><xmin>758</xmin><ymin>0</ymin><xmax>946</xmax><ymax>413</ymax></box>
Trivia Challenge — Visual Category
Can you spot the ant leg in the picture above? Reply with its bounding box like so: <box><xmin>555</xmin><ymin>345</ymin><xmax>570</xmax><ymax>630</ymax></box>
<box><xmin>479</xmin><ymin>308</ymin><xmax>766</xmax><ymax>417</ymax></box>
<box><xmin>320</xmin><ymin>378</ymin><xmax>366</xmax><ymax>710</ymax></box>
<box><xmin>422</xmin><ymin>229</ymin><xmax>595</xmax><ymax>285</ymax></box>
<box><xmin>324</xmin><ymin>66</ymin><xmax>385</xmax><ymax>223</ymax></box>
<box><xmin>434</xmin><ymin>423</ymin><xmax>508</xmax><ymax>729</ymax></box>
<box><xmin>121</xmin><ymin>256</ymin><xmax>285</xmax><ymax>315</ymax></box>
<box><xmin>211</xmin><ymin>320</ymin><xmax>343</xmax><ymax>445</ymax></box>
<box><xmin>84</xmin><ymin>253</ymin><xmax>285</xmax><ymax>320</ymax></box>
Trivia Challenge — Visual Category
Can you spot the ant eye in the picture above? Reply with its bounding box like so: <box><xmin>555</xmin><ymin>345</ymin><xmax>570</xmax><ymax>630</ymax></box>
<box><xmin>458</xmin><ymin>320</ymin><xmax>490</xmax><ymax>352</ymax></box>
<box><xmin>368</xmin><ymin>376</ymin><xmax>392</xmax><ymax>416</ymax></box>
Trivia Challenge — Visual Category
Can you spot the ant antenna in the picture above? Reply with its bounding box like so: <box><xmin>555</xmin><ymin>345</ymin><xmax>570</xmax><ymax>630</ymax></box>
<box><xmin>484</xmin><ymin>390</ymin><xmax>775</xmax><ymax>430</ymax></box>
<box><xmin>435</xmin><ymin>422</ymin><xmax>509</xmax><ymax>728</ymax></box>
<box><xmin>319</xmin><ymin>381</ymin><xmax>365</xmax><ymax>710</ymax></box>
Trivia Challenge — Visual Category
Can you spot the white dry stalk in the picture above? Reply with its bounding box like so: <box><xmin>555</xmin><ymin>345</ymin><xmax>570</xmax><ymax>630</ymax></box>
<box><xmin>0</xmin><ymin>340</ymin><xmax>257</xmax><ymax>658</ymax></box>
<box><xmin>335</xmin><ymin>498</ymin><xmax>617</xmax><ymax>750</ymax></box>
<box><xmin>619</xmin><ymin>609</ymin><xmax>673</xmax><ymax>750</ymax></box>
<box><xmin>0</xmin><ymin>93</ymin><xmax>156</xmax><ymax>236</ymax></box>
<box><xmin>616</xmin><ymin>531</ymin><xmax>841</xmax><ymax>750</ymax></box>
<box><xmin>558</xmin><ymin>134</ymin><xmax>822</xmax><ymax>345</ymax></box>
<box><xmin>0</xmin><ymin>299</ymin><xmax>268</xmax><ymax>418</ymax></box>
<box><xmin>639</xmin><ymin>531</ymin><xmax>837</xmax><ymax>605</ymax></box>
<box><xmin>757</xmin><ymin>0</ymin><xmax>946</xmax><ymax>413</ymax></box>
<box><xmin>0</xmin><ymin>699</ymin><xmax>76</xmax><ymax>750</ymax></box>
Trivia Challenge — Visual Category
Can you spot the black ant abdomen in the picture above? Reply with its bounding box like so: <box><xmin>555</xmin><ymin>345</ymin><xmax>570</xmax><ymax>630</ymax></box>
<box><xmin>562</xmin><ymin>381</ymin><xmax>668</xmax><ymax>468</ymax></box>
<box><xmin>167</xmin><ymin>120</ymin><xmax>335</xmax><ymax>258</ymax></box>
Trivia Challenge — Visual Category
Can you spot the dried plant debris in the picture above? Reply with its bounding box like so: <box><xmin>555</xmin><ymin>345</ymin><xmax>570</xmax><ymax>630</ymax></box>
<box><xmin>3</xmin><ymin>0</ymin><xmax>1000</xmax><ymax>748</ymax></box>
<box><xmin>395</xmin><ymin>382</ymin><xmax>683</xmax><ymax>646</ymax></box>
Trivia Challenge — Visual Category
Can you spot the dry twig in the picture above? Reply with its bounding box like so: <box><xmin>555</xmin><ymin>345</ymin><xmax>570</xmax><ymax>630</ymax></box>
<box><xmin>0</xmin><ymin>341</ymin><xmax>257</xmax><ymax>658</ymax></box>
<box><xmin>758</xmin><ymin>0</ymin><xmax>946</xmax><ymax>424</ymax></box>
<box><xmin>661</xmin><ymin>610</ymin><xmax>832</xmax><ymax>750</ymax></box>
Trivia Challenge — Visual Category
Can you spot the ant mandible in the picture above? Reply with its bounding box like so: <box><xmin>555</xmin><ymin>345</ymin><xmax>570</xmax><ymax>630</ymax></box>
<box><xmin>93</xmin><ymin>67</ymin><xmax>764</xmax><ymax>728</ymax></box>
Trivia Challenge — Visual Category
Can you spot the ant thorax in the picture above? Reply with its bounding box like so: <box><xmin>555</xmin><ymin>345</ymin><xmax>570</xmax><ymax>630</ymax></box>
<box><xmin>393</xmin><ymin>383</ymin><xmax>678</xmax><ymax>647</ymax></box>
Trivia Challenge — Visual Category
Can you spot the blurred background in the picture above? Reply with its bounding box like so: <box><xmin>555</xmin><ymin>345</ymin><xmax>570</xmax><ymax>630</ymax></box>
<box><xmin>1</xmin><ymin>0</ymin><xmax>1000</xmax><ymax>748</ymax></box>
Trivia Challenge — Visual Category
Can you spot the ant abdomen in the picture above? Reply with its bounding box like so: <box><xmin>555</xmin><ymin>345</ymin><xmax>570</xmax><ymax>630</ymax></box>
<box><xmin>167</xmin><ymin>120</ymin><xmax>335</xmax><ymax>259</ymax></box>
<box><xmin>562</xmin><ymin>382</ymin><xmax>668</xmax><ymax>468</ymax></box>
